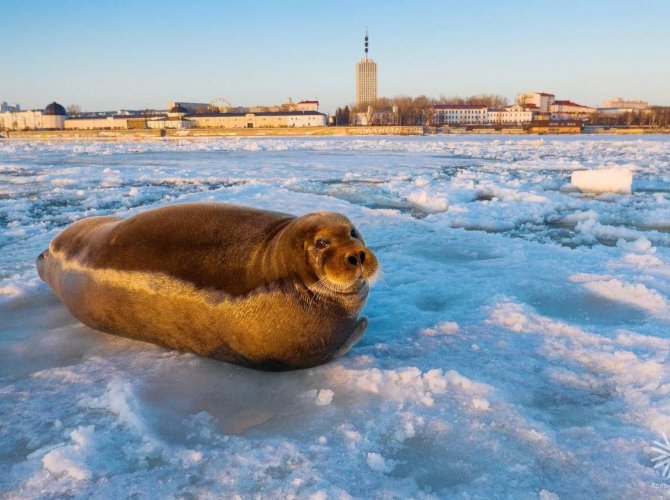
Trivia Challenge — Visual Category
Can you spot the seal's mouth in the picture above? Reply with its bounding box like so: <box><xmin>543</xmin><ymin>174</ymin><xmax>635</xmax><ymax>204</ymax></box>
<box><xmin>310</xmin><ymin>276</ymin><xmax>369</xmax><ymax>297</ymax></box>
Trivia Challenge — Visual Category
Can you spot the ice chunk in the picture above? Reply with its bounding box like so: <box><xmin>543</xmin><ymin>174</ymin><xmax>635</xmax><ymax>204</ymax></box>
<box><xmin>366</xmin><ymin>452</ymin><xmax>393</xmax><ymax>473</ymax></box>
<box><xmin>420</xmin><ymin>321</ymin><xmax>460</xmax><ymax>336</ymax></box>
<box><xmin>539</xmin><ymin>491</ymin><xmax>560</xmax><ymax>500</ymax></box>
<box><xmin>315</xmin><ymin>389</ymin><xmax>334</xmax><ymax>405</ymax></box>
<box><xmin>569</xmin><ymin>273</ymin><xmax>669</xmax><ymax>318</ymax></box>
<box><xmin>571</xmin><ymin>168</ymin><xmax>633</xmax><ymax>194</ymax></box>
<box><xmin>41</xmin><ymin>426</ymin><xmax>96</xmax><ymax>481</ymax></box>
<box><xmin>616</xmin><ymin>236</ymin><xmax>653</xmax><ymax>254</ymax></box>
<box><xmin>0</xmin><ymin>284</ymin><xmax>24</xmax><ymax>300</ymax></box>
<box><xmin>471</xmin><ymin>397</ymin><xmax>490</xmax><ymax>411</ymax></box>
<box><xmin>406</xmin><ymin>190</ymin><xmax>448</xmax><ymax>213</ymax></box>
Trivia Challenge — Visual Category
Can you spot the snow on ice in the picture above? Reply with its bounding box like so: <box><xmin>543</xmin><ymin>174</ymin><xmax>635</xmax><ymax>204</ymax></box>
<box><xmin>1</xmin><ymin>135</ymin><xmax>670</xmax><ymax>498</ymax></box>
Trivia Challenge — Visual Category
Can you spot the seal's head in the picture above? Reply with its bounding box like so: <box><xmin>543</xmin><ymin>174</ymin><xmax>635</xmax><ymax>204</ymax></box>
<box><xmin>290</xmin><ymin>212</ymin><xmax>379</xmax><ymax>303</ymax></box>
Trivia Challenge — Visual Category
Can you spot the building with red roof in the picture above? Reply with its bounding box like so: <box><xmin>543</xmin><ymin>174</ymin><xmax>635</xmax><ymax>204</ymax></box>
<box><xmin>550</xmin><ymin>100</ymin><xmax>595</xmax><ymax>119</ymax></box>
<box><xmin>516</xmin><ymin>92</ymin><xmax>555</xmax><ymax>113</ymax></box>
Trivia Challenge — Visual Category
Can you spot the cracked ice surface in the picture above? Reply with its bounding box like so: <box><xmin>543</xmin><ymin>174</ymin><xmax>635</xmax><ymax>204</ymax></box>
<box><xmin>1</xmin><ymin>135</ymin><xmax>670</xmax><ymax>498</ymax></box>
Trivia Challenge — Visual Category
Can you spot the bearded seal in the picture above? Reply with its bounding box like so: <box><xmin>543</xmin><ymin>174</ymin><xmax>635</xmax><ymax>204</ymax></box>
<box><xmin>36</xmin><ymin>203</ymin><xmax>378</xmax><ymax>370</ymax></box>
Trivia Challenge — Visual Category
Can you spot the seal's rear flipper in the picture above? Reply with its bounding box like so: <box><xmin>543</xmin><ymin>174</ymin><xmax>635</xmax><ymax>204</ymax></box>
<box><xmin>36</xmin><ymin>249</ymin><xmax>49</xmax><ymax>281</ymax></box>
<box><xmin>331</xmin><ymin>317</ymin><xmax>368</xmax><ymax>360</ymax></box>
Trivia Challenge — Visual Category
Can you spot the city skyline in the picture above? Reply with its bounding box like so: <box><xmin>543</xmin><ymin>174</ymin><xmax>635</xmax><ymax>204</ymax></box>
<box><xmin>2</xmin><ymin>0</ymin><xmax>670</xmax><ymax>114</ymax></box>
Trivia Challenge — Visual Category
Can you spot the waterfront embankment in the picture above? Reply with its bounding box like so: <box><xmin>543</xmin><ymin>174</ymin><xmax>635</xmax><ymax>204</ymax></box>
<box><xmin>0</xmin><ymin>126</ymin><xmax>425</xmax><ymax>140</ymax></box>
<box><xmin>1</xmin><ymin>125</ymin><xmax>668</xmax><ymax>140</ymax></box>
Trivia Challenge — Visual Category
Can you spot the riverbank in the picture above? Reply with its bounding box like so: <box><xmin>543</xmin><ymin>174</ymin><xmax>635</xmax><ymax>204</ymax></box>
<box><xmin>1</xmin><ymin>125</ymin><xmax>668</xmax><ymax>140</ymax></box>
<box><xmin>0</xmin><ymin>126</ymin><xmax>425</xmax><ymax>140</ymax></box>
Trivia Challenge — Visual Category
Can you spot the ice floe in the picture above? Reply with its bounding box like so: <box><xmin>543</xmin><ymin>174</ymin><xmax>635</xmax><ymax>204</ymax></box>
<box><xmin>1</xmin><ymin>135</ymin><xmax>669</xmax><ymax>497</ymax></box>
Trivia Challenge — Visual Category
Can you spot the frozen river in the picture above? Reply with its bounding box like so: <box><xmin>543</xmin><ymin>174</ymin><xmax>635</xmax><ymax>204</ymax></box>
<box><xmin>1</xmin><ymin>135</ymin><xmax>670</xmax><ymax>498</ymax></box>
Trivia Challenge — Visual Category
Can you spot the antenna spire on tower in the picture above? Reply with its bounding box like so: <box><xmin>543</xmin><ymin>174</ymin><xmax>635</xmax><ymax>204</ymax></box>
<box><xmin>364</xmin><ymin>28</ymin><xmax>369</xmax><ymax>59</ymax></box>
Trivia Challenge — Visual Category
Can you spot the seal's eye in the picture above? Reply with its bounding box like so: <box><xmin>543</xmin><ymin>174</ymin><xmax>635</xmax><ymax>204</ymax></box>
<box><xmin>315</xmin><ymin>239</ymin><xmax>330</xmax><ymax>250</ymax></box>
<box><xmin>351</xmin><ymin>228</ymin><xmax>359</xmax><ymax>239</ymax></box>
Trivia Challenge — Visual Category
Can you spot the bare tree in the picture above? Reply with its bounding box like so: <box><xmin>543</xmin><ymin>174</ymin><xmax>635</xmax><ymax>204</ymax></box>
<box><xmin>66</xmin><ymin>104</ymin><xmax>82</xmax><ymax>116</ymax></box>
<box><xmin>342</xmin><ymin>93</ymin><xmax>518</xmax><ymax>126</ymax></box>
<box><xmin>466</xmin><ymin>94</ymin><xmax>509</xmax><ymax>108</ymax></box>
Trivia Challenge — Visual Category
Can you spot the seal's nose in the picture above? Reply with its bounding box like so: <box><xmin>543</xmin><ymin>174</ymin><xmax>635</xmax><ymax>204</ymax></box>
<box><xmin>345</xmin><ymin>250</ymin><xmax>367</xmax><ymax>267</ymax></box>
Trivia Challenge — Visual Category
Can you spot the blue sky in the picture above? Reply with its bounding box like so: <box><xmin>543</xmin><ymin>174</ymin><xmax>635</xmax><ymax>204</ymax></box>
<box><xmin>2</xmin><ymin>0</ymin><xmax>669</xmax><ymax>113</ymax></box>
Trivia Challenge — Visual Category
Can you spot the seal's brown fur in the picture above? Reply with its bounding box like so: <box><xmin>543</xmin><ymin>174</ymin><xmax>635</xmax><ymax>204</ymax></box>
<box><xmin>37</xmin><ymin>203</ymin><xmax>378</xmax><ymax>370</ymax></box>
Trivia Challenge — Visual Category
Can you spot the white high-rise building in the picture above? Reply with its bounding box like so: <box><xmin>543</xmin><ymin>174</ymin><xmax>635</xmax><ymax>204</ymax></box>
<box><xmin>355</xmin><ymin>31</ymin><xmax>377</xmax><ymax>106</ymax></box>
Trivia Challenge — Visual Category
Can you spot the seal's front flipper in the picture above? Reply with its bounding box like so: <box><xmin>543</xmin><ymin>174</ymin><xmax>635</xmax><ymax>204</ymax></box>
<box><xmin>331</xmin><ymin>317</ymin><xmax>368</xmax><ymax>360</ymax></box>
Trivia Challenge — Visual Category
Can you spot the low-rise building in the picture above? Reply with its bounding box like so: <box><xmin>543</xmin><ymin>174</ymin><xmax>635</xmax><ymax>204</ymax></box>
<box><xmin>42</xmin><ymin>102</ymin><xmax>68</xmax><ymax>129</ymax></box>
<box><xmin>351</xmin><ymin>105</ymin><xmax>398</xmax><ymax>126</ymax></box>
<box><xmin>531</xmin><ymin>120</ymin><xmax>582</xmax><ymax>134</ymax></box>
<box><xmin>146</xmin><ymin>117</ymin><xmax>192</xmax><ymax>129</ymax></box>
<box><xmin>550</xmin><ymin>100</ymin><xmax>596</xmax><ymax>119</ymax></box>
<box><xmin>1</xmin><ymin>102</ymin><xmax>67</xmax><ymax>130</ymax></box>
<box><xmin>517</xmin><ymin>92</ymin><xmax>555</xmax><ymax>113</ymax></box>
<box><xmin>250</xmin><ymin>99</ymin><xmax>320</xmax><ymax>113</ymax></box>
<box><xmin>147</xmin><ymin>104</ymin><xmax>192</xmax><ymax>129</ymax></box>
<box><xmin>1</xmin><ymin>109</ymin><xmax>43</xmax><ymax>130</ymax></box>
<box><xmin>597</xmin><ymin>97</ymin><xmax>651</xmax><ymax>116</ymax></box>
<box><xmin>64</xmin><ymin>115</ymin><xmax>150</xmax><ymax>130</ymax></box>
<box><xmin>433</xmin><ymin>105</ymin><xmax>488</xmax><ymax>125</ymax></box>
<box><xmin>433</xmin><ymin>104</ymin><xmax>533</xmax><ymax>126</ymax></box>
<box><xmin>294</xmin><ymin>100</ymin><xmax>319</xmax><ymax>112</ymax></box>
<box><xmin>488</xmin><ymin>104</ymin><xmax>534</xmax><ymax>125</ymax></box>
<box><xmin>166</xmin><ymin>102</ymin><xmax>213</xmax><ymax>114</ymax></box>
<box><xmin>595</xmin><ymin>107</ymin><xmax>652</xmax><ymax>116</ymax></box>
<box><xmin>2</xmin><ymin>100</ymin><xmax>327</xmax><ymax>131</ymax></box>
<box><xmin>188</xmin><ymin>111</ymin><xmax>327</xmax><ymax>129</ymax></box>
<box><xmin>188</xmin><ymin>113</ymin><xmax>247</xmax><ymax>129</ymax></box>
<box><xmin>601</xmin><ymin>97</ymin><xmax>648</xmax><ymax>111</ymax></box>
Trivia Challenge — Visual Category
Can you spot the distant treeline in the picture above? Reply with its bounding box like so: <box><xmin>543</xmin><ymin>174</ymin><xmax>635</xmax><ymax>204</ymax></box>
<box><xmin>335</xmin><ymin>96</ymin><xmax>670</xmax><ymax>128</ymax></box>
<box><xmin>335</xmin><ymin>94</ymin><xmax>509</xmax><ymax>126</ymax></box>
<box><xmin>590</xmin><ymin>107</ymin><xmax>670</xmax><ymax>127</ymax></box>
